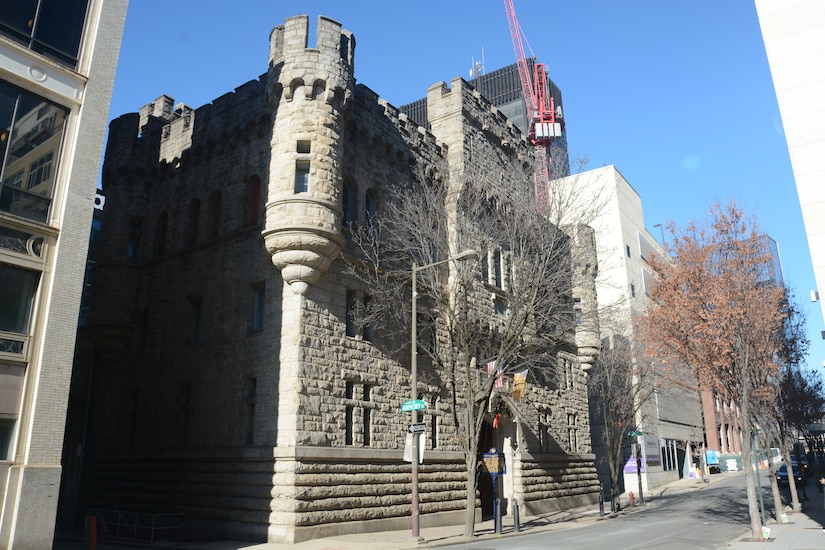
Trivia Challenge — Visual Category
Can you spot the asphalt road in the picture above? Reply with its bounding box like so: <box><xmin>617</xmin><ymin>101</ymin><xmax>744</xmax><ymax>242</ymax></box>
<box><xmin>439</xmin><ymin>474</ymin><xmax>755</xmax><ymax>549</ymax></box>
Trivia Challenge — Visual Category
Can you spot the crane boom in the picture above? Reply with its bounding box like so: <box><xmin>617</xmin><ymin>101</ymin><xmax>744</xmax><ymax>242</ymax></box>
<box><xmin>503</xmin><ymin>0</ymin><xmax>563</xmax><ymax>211</ymax></box>
<box><xmin>504</xmin><ymin>0</ymin><xmax>538</xmax><ymax>120</ymax></box>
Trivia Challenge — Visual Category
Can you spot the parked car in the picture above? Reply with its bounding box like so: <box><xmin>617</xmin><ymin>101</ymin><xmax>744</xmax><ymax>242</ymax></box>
<box><xmin>776</xmin><ymin>462</ymin><xmax>805</xmax><ymax>486</ymax></box>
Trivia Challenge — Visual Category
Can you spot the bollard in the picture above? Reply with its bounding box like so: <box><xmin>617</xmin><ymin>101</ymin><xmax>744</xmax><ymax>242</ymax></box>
<box><xmin>629</xmin><ymin>491</ymin><xmax>635</xmax><ymax>507</ymax></box>
<box><xmin>599</xmin><ymin>488</ymin><xmax>605</xmax><ymax>516</ymax></box>
<box><xmin>494</xmin><ymin>498</ymin><xmax>502</xmax><ymax>534</ymax></box>
<box><xmin>85</xmin><ymin>513</ymin><xmax>97</xmax><ymax>550</ymax></box>
<box><xmin>513</xmin><ymin>498</ymin><xmax>520</xmax><ymax>532</ymax></box>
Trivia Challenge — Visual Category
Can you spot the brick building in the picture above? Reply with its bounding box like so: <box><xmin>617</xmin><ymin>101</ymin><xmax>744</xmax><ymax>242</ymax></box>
<box><xmin>67</xmin><ymin>15</ymin><xmax>600</xmax><ymax>544</ymax></box>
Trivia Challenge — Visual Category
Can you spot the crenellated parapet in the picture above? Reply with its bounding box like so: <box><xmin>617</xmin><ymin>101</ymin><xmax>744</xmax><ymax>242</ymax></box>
<box><xmin>262</xmin><ymin>15</ymin><xmax>355</xmax><ymax>294</ymax></box>
<box><xmin>426</xmin><ymin>77</ymin><xmax>530</xmax><ymax>154</ymax></box>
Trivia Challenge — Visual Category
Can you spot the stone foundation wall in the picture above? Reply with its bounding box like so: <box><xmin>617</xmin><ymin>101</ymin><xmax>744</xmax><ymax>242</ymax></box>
<box><xmin>515</xmin><ymin>452</ymin><xmax>601</xmax><ymax>515</ymax></box>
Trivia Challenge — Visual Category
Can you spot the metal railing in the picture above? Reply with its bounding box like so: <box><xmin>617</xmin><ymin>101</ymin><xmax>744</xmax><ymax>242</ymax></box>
<box><xmin>90</xmin><ymin>506</ymin><xmax>183</xmax><ymax>543</ymax></box>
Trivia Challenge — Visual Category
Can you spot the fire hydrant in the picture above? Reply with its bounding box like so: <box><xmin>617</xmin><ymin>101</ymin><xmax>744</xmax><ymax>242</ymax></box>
<box><xmin>629</xmin><ymin>491</ymin><xmax>635</xmax><ymax>507</ymax></box>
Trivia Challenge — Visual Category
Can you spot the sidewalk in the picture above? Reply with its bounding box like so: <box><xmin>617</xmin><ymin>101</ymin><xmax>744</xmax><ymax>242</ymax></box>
<box><xmin>55</xmin><ymin>471</ymin><xmax>824</xmax><ymax>550</ymax></box>
<box><xmin>724</xmin><ymin>482</ymin><xmax>825</xmax><ymax>550</ymax></box>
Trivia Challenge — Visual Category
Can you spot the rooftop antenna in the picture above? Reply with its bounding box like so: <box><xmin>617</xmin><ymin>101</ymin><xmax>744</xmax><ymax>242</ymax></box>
<box><xmin>469</xmin><ymin>47</ymin><xmax>485</xmax><ymax>78</ymax></box>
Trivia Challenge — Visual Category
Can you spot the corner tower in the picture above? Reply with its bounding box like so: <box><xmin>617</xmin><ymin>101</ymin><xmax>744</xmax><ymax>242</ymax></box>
<box><xmin>263</xmin><ymin>15</ymin><xmax>354</xmax><ymax>295</ymax></box>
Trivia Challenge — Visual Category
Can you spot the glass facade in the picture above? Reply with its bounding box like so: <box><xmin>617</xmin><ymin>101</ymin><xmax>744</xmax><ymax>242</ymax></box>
<box><xmin>0</xmin><ymin>80</ymin><xmax>68</xmax><ymax>224</ymax></box>
<box><xmin>0</xmin><ymin>0</ymin><xmax>89</xmax><ymax>68</ymax></box>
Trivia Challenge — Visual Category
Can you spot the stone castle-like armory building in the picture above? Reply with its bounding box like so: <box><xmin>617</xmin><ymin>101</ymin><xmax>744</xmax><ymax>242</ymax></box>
<box><xmin>66</xmin><ymin>15</ymin><xmax>601</xmax><ymax>543</ymax></box>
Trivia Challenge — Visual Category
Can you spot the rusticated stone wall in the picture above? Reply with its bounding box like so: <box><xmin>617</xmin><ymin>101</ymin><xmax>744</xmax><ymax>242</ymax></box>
<box><xmin>515</xmin><ymin>453</ymin><xmax>601</xmax><ymax>515</ymax></box>
<box><xmin>76</xmin><ymin>13</ymin><xmax>600</xmax><ymax>545</ymax></box>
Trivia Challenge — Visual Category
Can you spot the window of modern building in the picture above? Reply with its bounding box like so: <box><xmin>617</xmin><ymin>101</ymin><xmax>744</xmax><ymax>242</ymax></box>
<box><xmin>0</xmin><ymin>263</ymin><xmax>40</xmax><ymax>336</ymax></box>
<box><xmin>630</xmin><ymin>283</ymin><xmax>636</xmax><ymax>298</ymax></box>
<box><xmin>26</xmin><ymin>151</ymin><xmax>53</xmax><ymax>190</ymax></box>
<box><xmin>294</xmin><ymin>161</ymin><xmax>309</xmax><ymax>193</ymax></box>
<box><xmin>626</xmin><ymin>244</ymin><xmax>631</xmax><ymax>258</ymax></box>
<box><xmin>0</xmin><ymin>362</ymin><xmax>25</xmax><ymax>460</ymax></box>
<box><xmin>0</xmin><ymin>80</ymin><xmax>69</xmax><ymax>223</ymax></box>
<box><xmin>0</xmin><ymin>0</ymin><xmax>89</xmax><ymax>68</ymax></box>
<box><xmin>0</xmin><ymin>417</ymin><xmax>16</xmax><ymax>460</ymax></box>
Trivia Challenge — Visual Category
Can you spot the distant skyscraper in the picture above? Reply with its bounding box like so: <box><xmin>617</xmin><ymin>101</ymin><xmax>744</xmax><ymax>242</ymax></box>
<box><xmin>401</xmin><ymin>60</ymin><xmax>571</xmax><ymax>179</ymax></box>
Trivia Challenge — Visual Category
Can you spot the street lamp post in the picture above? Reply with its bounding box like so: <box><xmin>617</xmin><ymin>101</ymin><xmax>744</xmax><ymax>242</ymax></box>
<box><xmin>409</xmin><ymin>249</ymin><xmax>477</xmax><ymax>542</ymax></box>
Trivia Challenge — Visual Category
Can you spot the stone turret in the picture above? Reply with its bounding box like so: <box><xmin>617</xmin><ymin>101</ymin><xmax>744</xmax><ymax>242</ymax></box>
<box><xmin>568</xmin><ymin>224</ymin><xmax>600</xmax><ymax>372</ymax></box>
<box><xmin>262</xmin><ymin>15</ymin><xmax>355</xmax><ymax>294</ymax></box>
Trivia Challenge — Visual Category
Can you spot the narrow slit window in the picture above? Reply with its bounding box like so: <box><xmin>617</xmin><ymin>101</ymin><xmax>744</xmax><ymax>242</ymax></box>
<box><xmin>295</xmin><ymin>161</ymin><xmax>310</xmax><ymax>193</ymax></box>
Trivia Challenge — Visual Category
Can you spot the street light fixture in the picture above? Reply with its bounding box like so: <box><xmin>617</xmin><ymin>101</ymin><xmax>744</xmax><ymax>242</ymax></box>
<box><xmin>409</xmin><ymin>248</ymin><xmax>477</xmax><ymax>541</ymax></box>
<box><xmin>653</xmin><ymin>223</ymin><xmax>665</xmax><ymax>245</ymax></box>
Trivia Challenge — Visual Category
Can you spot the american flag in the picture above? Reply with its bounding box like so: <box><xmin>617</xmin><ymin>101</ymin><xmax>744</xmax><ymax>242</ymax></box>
<box><xmin>487</xmin><ymin>360</ymin><xmax>504</xmax><ymax>389</ymax></box>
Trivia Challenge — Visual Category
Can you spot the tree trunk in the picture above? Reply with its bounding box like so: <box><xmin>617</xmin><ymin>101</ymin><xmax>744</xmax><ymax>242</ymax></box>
<box><xmin>768</xmin><ymin>462</ymin><xmax>784</xmax><ymax>522</ymax></box>
<box><xmin>464</xmin><ymin>453</ymin><xmax>478</xmax><ymax>537</ymax></box>
<box><xmin>783</xmin><ymin>448</ymin><xmax>800</xmax><ymax>512</ymax></box>
<box><xmin>740</xmin><ymin>393</ymin><xmax>765</xmax><ymax>540</ymax></box>
<box><xmin>607</xmin><ymin>434</ymin><xmax>623</xmax><ymax>508</ymax></box>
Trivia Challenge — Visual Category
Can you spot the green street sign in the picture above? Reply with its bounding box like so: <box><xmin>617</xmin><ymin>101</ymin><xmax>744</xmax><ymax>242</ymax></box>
<box><xmin>402</xmin><ymin>399</ymin><xmax>427</xmax><ymax>412</ymax></box>
<box><xmin>628</xmin><ymin>430</ymin><xmax>643</xmax><ymax>437</ymax></box>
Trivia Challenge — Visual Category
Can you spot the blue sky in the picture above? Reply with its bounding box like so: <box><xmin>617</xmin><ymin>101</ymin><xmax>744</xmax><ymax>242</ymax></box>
<box><xmin>108</xmin><ymin>1</ymin><xmax>824</xmax><ymax>371</ymax></box>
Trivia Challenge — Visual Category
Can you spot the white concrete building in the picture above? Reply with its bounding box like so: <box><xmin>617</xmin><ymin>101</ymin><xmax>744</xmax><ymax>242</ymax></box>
<box><xmin>755</xmin><ymin>0</ymin><xmax>825</xmax><ymax>328</ymax></box>
<box><xmin>558</xmin><ymin>165</ymin><xmax>705</xmax><ymax>493</ymax></box>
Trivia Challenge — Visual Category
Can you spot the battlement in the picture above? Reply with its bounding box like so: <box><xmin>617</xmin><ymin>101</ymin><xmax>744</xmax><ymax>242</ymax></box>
<box><xmin>427</xmin><ymin>76</ymin><xmax>529</xmax><ymax>152</ymax></box>
<box><xmin>269</xmin><ymin>15</ymin><xmax>354</xmax><ymax>68</ymax></box>
<box><xmin>375</xmin><ymin>93</ymin><xmax>445</xmax><ymax>154</ymax></box>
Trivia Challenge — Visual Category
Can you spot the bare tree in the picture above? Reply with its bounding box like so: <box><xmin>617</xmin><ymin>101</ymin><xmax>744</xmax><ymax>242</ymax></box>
<box><xmin>343</xmin><ymin>141</ymin><xmax>601</xmax><ymax>535</ymax></box>
<box><xmin>587</xmin><ymin>325</ymin><xmax>657</xmax><ymax>499</ymax></box>
<box><xmin>641</xmin><ymin>201</ymin><xmax>787</xmax><ymax>541</ymax></box>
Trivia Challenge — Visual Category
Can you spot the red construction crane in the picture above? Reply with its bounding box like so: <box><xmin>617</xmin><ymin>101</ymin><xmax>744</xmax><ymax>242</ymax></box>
<box><xmin>503</xmin><ymin>0</ymin><xmax>563</xmax><ymax>209</ymax></box>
